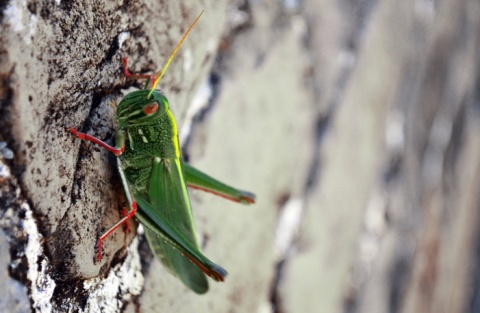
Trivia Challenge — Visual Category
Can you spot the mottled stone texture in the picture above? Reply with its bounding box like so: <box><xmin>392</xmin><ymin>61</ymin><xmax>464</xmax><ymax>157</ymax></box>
<box><xmin>1</xmin><ymin>0</ymin><xmax>480</xmax><ymax>312</ymax></box>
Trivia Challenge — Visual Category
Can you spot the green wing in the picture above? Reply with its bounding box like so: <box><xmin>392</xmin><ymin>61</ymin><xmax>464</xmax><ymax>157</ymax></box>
<box><xmin>135</xmin><ymin>156</ymin><xmax>226</xmax><ymax>294</ymax></box>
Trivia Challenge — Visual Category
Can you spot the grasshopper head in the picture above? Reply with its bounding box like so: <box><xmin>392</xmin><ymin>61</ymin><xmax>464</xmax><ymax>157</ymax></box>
<box><xmin>116</xmin><ymin>89</ymin><xmax>169</xmax><ymax>125</ymax></box>
<box><xmin>117</xmin><ymin>11</ymin><xmax>202</xmax><ymax>127</ymax></box>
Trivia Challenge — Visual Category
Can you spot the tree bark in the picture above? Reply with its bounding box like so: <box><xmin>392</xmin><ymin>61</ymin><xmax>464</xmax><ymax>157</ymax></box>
<box><xmin>1</xmin><ymin>0</ymin><xmax>480</xmax><ymax>312</ymax></box>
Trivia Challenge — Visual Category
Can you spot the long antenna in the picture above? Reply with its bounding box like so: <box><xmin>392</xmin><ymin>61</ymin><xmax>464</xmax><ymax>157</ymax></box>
<box><xmin>148</xmin><ymin>10</ymin><xmax>204</xmax><ymax>98</ymax></box>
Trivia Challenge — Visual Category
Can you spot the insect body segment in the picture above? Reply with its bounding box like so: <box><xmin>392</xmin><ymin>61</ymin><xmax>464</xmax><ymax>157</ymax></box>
<box><xmin>117</xmin><ymin>89</ymin><xmax>169</xmax><ymax>126</ymax></box>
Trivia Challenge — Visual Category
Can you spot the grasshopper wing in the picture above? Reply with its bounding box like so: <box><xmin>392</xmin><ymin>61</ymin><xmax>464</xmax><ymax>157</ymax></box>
<box><xmin>135</xmin><ymin>156</ymin><xmax>226</xmax><ymax>294</ymax></box>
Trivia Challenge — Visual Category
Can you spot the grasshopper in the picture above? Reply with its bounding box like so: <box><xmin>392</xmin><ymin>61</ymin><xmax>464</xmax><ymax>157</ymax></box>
<box><xmin>68</xmin><ymin>11</ymin><xmax>255</xmax><ymax>294</ymax></box>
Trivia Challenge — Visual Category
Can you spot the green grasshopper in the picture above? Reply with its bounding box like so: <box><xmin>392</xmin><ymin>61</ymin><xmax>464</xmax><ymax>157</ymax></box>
<box><xmin>68</xmin><ymin>12</ymin><xmax>255</xmax><ymax>294</ymax></box>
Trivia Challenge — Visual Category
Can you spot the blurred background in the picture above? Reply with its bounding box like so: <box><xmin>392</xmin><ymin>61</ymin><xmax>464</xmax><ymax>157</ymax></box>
<box><xmin>1</xmin><ymin>0</ymin><xmax>480</xmax><ymax>312</ymax></box>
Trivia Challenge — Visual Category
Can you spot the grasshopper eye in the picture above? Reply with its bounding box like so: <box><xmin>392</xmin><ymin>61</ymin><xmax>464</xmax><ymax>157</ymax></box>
<box><xmin>143</xmin><ymin>102</ymin><xmax>159</xmax><ymax>115</ymax></box>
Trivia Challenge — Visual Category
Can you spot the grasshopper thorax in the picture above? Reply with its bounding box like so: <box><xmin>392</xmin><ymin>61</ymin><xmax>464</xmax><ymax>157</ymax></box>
<box><xmin>116</xmin><ymin>89</ymin><xmax>169</xmax><ymax>126</ymax></box>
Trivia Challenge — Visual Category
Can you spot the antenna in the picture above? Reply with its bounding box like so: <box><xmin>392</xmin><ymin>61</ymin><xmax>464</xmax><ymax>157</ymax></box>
<box><xmin>148</xmin><ymin>10</ymin><xmax>204</xmax><ymax>98</ymax></box>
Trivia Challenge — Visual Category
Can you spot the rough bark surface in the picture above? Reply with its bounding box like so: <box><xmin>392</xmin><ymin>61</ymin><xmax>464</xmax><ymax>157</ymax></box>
<box><xmin>1</xmin><ymin>0</ymin><xmax>480</xmax><ymax>312</ymax></box>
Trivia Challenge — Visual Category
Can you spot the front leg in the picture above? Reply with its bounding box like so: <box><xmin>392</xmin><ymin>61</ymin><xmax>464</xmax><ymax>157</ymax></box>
<box><xmin>68</xmin><ymin>128</ymin><xmax>125</xmax><ymax>156</ymax></box>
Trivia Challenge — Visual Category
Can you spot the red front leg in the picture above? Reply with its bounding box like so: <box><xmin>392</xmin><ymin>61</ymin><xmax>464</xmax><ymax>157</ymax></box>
<box><xmin>68</xmin><ymin>128</ymin><xmax>124</xmax><ymax>156</ymax></box>
<box><xmin>122</xmin><ymin>57</ymin><xmax>153</xmax><ymax>80</ymax></box>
